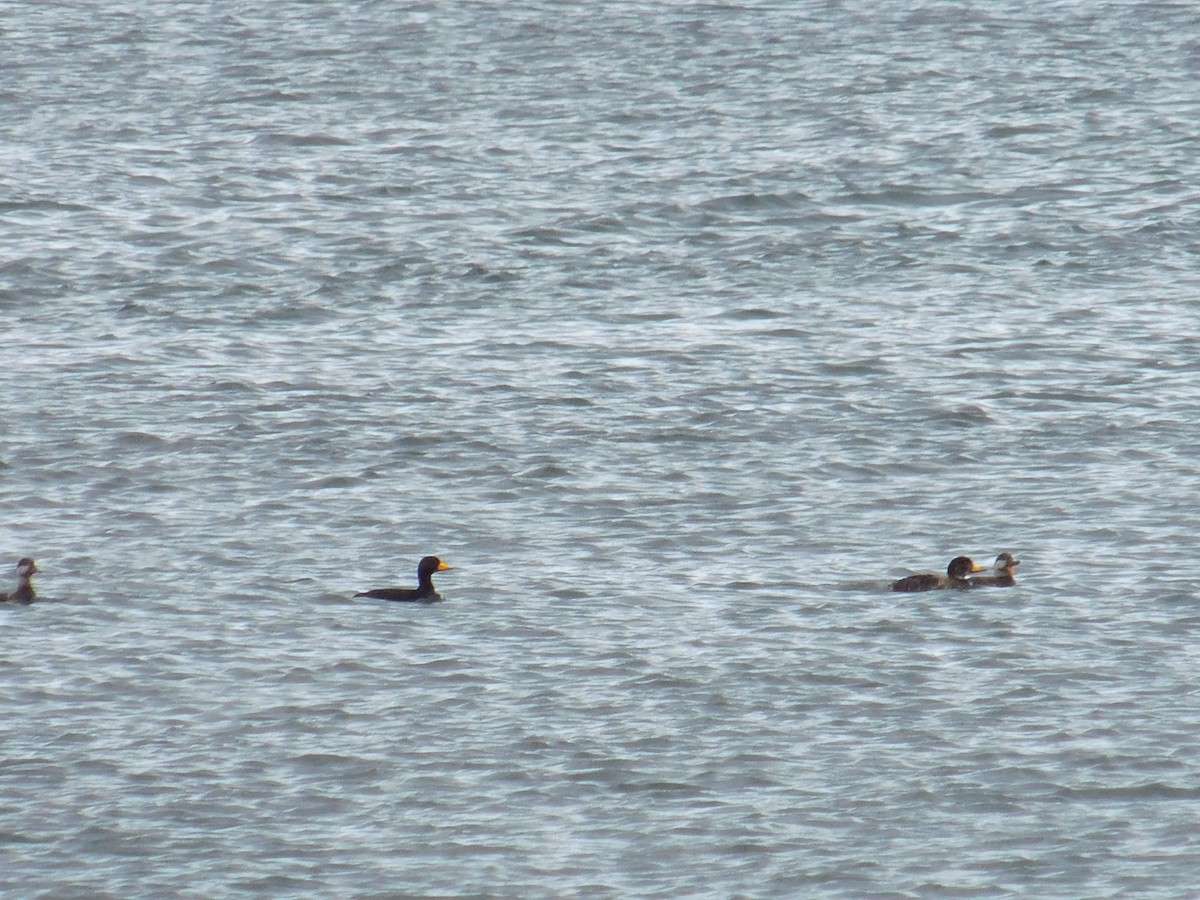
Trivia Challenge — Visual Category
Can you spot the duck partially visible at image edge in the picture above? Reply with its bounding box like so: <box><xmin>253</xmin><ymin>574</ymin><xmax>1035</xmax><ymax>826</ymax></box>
<box><xmin>0</xmin><ymin>558</ymin><xmax>38</xmax><ymax>604</ymax></box>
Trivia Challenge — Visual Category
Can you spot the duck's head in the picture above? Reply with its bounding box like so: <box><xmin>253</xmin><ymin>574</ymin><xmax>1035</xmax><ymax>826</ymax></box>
<box><xmin>947</xmin><ymin>556</ymin><xmax>984</xmax><ymax>579</ymax></box>
<box><xmin>417</xmin><ymin>556</ymin><xmax>450</xmax><ymax>579</ymax></box>
<box><xmin>16</xmin><ymin>558</ymin><xmax>37</xmax><ymax>578</ymax></box>
<box><xmin>992</xmin><ymin>552</ymin><xmax>1020</xmax><ymax>573</ymax></box>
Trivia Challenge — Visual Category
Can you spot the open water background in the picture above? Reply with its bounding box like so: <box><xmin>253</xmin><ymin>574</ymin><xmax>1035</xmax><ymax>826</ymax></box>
<box><xmin>4</xmin><ymin>1</ymin><xmax>1200</xmax><ymax>896</ymax></box>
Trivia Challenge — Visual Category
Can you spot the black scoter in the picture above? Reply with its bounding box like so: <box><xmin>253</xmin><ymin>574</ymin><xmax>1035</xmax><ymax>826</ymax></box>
<box><xmin>890</xmin><ymin>556</ymin><xmax>983</xmax><ymax>592</ymax></box>
<box><xmin>970</xmin><ymin>552</ymin><xmax>1019</xmax><ymax>587</ymax></box>
<box><xmin>0</xmin><ymin>557</ymin><xmax>38</xmax><ymax>603</ymax></box>
<box><xmin>355</xmin><ymin>556</ymin><xmax>450</xmax><ymax>602</ymax></box>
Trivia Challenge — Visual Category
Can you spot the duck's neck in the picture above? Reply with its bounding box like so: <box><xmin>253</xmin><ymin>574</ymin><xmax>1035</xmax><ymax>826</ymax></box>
<box><xmin>13</xmin><ymin>576</ymin><xmax>34</xmax><ymax>602</ymax></box>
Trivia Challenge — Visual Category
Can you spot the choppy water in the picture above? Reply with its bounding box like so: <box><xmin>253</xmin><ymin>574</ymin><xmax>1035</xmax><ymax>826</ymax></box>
<box><xmin>4</xmin><ymin>1</ymin><xmax>1200</xmax><ymax>896</ymax></box>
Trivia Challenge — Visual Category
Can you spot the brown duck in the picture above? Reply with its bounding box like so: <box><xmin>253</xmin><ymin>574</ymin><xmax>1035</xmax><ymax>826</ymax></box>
<box><xmin>0</xmin><ymin>558</ymin><xmax>38</xmax><ymax>603</ymax></box>
<box><xmin>971</xmin><ymin>552</ymin><xmax>1019</xmax><ymax>587</ymax></box>
<box><xmin>890</xmin><ymin>556</ymin><xmax>983</xmax><ymax>592</ymax></box>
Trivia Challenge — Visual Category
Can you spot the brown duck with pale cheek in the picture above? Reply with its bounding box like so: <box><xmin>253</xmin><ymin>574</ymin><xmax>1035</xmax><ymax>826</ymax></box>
<box><xmin>0</xmin><ymin>558</ymin><xmax>38</xmax><ymax>604</ymax></box>
<box><xmin>355</xmin><ymin>556</ymin><xmax>451</xmax><ymax>602</ymax></box>
<box><xmin>971</xmin><ymin>552</ymin><xmax>1020</xmax><ymax>587</ymax></box>
<box><xmin>890</xmin><ymin>556</ymin><xmax>983</xmax><ymax>592</ymax></box>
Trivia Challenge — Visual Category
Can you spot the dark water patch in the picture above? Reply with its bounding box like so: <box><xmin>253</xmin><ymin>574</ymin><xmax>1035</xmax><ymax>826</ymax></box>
<box><xmin>110</xmin><ymin>430</ymin><xmax>170</xmax><ymax>448</ymax></box>
<box><xmin>698</xmin><ymin>191</ymin><xmax>813</xmax><ymax>213</ymax></box>
<box><xmin>255</xmin><ymin>132</ymin><xmax>356</xmax><ymax>147</ymax></box>
<box><xmin>517</xmin><ymin>463</ymin><xmax>571</xmax><ymax>480</ymax></box>
<box><xmin>0</xmin><ymin>198</ymin><xmax>94</xmax><ymax>213</ymax></box>
<box><xmin>715</xmin><ymin>306</ymin><xmax>788</xmax><ymax>321</ymax></box>
<box><xmin>986</xmin><ymin>122</ymin><xmax>1061</xmax><ymax>139</ymax></box>
<box><xmin>301</xmin><ymin>475</ymin><xmax>363</xmax><ymax>491</ymax></box>
<box><xmin>1058</xmin><ymin>783</ymin><xmax>1200</xmax><ymax>802</ymax></box>
<box><xmin>508</xmin><ymin>226</ymin><xmax>576</xmax><ymax>246</ymax></box>
<box><xmin>814</xmin><ymin>358</ymin><xmax>892</xmax><ymax>377</ymax></box>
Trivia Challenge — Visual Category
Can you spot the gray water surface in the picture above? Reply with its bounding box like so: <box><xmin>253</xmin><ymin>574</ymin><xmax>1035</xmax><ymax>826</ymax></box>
<box><xmin>4</xmin><ymin>2</ymin><xmax>1200</xmax><ymax>896</ymax></box>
